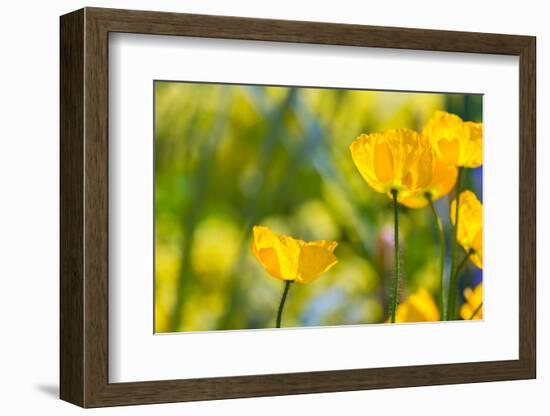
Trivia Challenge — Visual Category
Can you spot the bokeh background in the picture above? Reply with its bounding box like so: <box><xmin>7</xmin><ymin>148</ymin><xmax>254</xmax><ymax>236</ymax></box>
<box><xmin>154</xmin><ymin>81</ymin><xmax>482</xmax><ymax>333</ymax></box>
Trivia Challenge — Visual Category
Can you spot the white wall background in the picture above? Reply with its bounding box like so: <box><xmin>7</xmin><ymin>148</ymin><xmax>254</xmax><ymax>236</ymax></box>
<box><xmin>0</xmin><ymin>0</ymin><xmax>546</xmax><ymax>414</ymax></box>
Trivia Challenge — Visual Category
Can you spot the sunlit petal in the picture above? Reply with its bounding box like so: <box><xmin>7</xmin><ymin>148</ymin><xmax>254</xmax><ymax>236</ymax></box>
<box><xmin>349</xmin><ymin>128</ymin><xmax>435</xmax><ymax>201</ymax></box>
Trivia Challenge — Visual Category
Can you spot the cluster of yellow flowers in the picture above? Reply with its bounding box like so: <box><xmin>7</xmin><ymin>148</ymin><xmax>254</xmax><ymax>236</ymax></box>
<box><xmin>350</xmin><ymin>111</ymin><xmax>481</xmax><ymax>207</ymax></box>
<box><xmin>252</xmin><ymin>111</ymin><xmax>484</xmax><ymax>327</ymax></box>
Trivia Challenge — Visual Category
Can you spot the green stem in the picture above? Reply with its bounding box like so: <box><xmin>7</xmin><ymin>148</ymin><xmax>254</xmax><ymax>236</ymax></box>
<box><xmin>427</xmin><ymin>194</ymin><xmax>446</xmax><ymax>320</ymax></box>
<box><xmin>448</xmin><ymin>251</ymin><xmax>471</xmax><ymax>320</ymax></box>
<box><xmin>390</xmin><ymin>189</ymin><xmax>400</xmax><ymax>323</ymax></box>
<box><xmin>446</xmin><ymin>167</ymin><xmax>463</xmax><ymax>320</ymax></box>
<box><xmin>469</xmin><ymin>301</ymin><xmax>483</xmax><ymax>320</ymax></box>
<box><xmin>276</xmin><ymin>280</ymin><xmax>292</xmax><ymax>328</ymax></box>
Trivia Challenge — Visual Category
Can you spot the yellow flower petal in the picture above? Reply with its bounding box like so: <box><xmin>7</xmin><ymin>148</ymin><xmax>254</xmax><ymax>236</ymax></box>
<box><xmin>423</xmin><ymin>111</ymin><xmax>483</xmax><ymax>168</ymax></box>
<box><xmin>275</xmin><ymin>235</ymin><xmax>303</xmax><ymax>280</ymax></box>
<box><xmin>451</xmin><ymin>190</ymin><xmax>483</xmax><ymax>269</ymax></box>
<box><xmin>373</xmin><ymin>142</ymin><xmax>395</xmax><ymax>184</ymax></box>
<box><xmin>297</xmin><ymin>240</ymin><xmax>338</xmax><ymax>284</ymax></box>
<box><xmin>400</xmin><ymin>158</ymin><xmax>458</xmax><ymax>208</ymax></box>
<box><xmin>469</xmin><ymin>230</ymin><xmax>483</xmax><ymax>269</ymax></box>
<box><xmin>438</xmin><ymin>138</ymin><xmax>461</xmax><ymax>166</ymax></box>
<box><xmin>464</xmin><ymin>121</ymin><xmax>483</xmax><ymax>167</ymax></box>
<box><xmin>432</xmin><ymin>160</ymin><xmax>459</xmax><ymax>199</ymax></box>
<box><xmin>251</xmin><ymin>225</ymin><xmax>338</xmax><ymax>284</ymax></box>
<box><xmin>459</xmin><ymin>283</ymin><xmax>483</xmax><ymax>320</ymax></box>
<box><xmin>394</xmin><ymin>288</ymin><xmax>440</xmax><ymax>323</ymax></box>
<box><xmin>349</xmin><ymin>133</ymin><xmax>387</xmax><ymax>194</ymax></box>
<box><xmin>251</xmin><ymin>227</ymin><xmax>283</xmax><ymax>279</ymax></box>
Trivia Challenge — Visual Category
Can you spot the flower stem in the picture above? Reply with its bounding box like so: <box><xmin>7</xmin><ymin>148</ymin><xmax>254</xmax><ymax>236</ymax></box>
<box><xmin>446</xmin><ymin>167</ymin><xmax>463</xmax><ymax>320</ymax></box>
<box><xmin>276</xmin><ymin>280</ymin><xmax>292</xmax><ymax>328</ymax></box>
<box><xmin>427</xmin><ymin>194</ymin><xmax>446</xmax><ymax>320</ymax></box>
<box><xmin>448</xmin><ymin>250</ymin><xmax>471</xmax><ymax>320</ymax></box>
<box><xmin>390</xmin><ymin>189</ymin><xmax>400</xmax><ymax>323</ymax></box>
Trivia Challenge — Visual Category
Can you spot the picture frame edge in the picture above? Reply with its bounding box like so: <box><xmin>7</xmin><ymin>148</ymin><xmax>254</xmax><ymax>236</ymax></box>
<box><xmin>59</xmin><ymin>7</ymin><xmax>537</xmax><ymax>408</ymax></box>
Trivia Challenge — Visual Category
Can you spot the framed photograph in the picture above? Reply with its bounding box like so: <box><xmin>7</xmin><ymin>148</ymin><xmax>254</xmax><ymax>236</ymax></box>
<box><xmin>60</xmin><ymin>7</ymin><xmax>536</xmax><ymax>408</ymax></box>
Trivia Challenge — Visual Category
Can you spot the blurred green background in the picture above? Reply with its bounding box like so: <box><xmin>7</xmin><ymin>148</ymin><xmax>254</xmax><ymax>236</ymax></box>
<box><xmin>154</xmin><ymin>81</ymin><xmax>482</xmax><ymax>333</ymax></box>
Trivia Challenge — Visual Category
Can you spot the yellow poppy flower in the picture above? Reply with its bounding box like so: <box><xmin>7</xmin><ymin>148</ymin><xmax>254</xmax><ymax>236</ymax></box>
<box><xmin>349</xmin><ymin>128</ymin><xmax>435</xmax><ymax>202</ymax></box>
<box><xmin>393</xmin><ymin>288</ymin><xmax>440</xmax><ymax>323</ymax></box>
<box><xmin>399</xmin><ymin>158</ymin><xmax>458</xmax><ymax>208</ymax></box>
<box><xmin>459</xmin><ymin>283</ymin><xmax>483</xmax><ymax>320</ymax></box>
<box><xmin>251</xmin><ymin>225</ymin><xmax>338</xmax><ymax>284</ymax></box>
<box><xmin>450</xmin><ymin>190</ymin><xmax>483</xmax><ymax>268</ymax></box>
<box><xmin>423</xmin><ymin>111</ymin><xmax>483</xmax><ymax>168</ymax></box>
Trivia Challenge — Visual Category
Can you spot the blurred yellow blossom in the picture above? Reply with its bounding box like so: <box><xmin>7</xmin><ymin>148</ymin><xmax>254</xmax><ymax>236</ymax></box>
<box><xmin>154</xmin><ymin>302</ymin><xmax>170</xmax><ymax>333</ymax></box>
<box><xmin>394</xmin><ymin>288</ymin><xmax>440</xmax><ymax>323</ymax></box>
<box><xmin>400</xmin><ymin>158</ymin><xmax>458</xmax><ymax>208</ymax></box>
<box><xmin>154</xmin><ymin>243</ymin><xmax>181</xmax><ymax>332</ymax></box>
<box><xmin>293</xmin><ymin>200</ymin><xmax>340</xmax><ymax>241</ymax></box>
<box><xmin>460</xmin><ymin>283</ymin><xmax>483</xmax><ymax>320</ymax></box>
<box><xmin>191</xmin><ymin>217</ymin><xmax>240</xmax><ymax>277</ymax></box>
<box><xmin>451</xmin><ymin>190</ymin><xmax>483</xmax><ymax>268</ymax></box>
<box><xmin>251</xmin><ymin>225</ymin><xmax>338</xmax><ymax>284</ymax></box>
<box><xmin>183</xmin><ymin>291</ymin><xmax>225</xmax><ymax>330</ymax></box>
<box><xmin>349</xmin><ymin>128</ymin><xmax>435</xmax><ymax>203</ymax></box>
<box><xmin>423</xmin><ymin>111</ymin><xmax>482</xmax><ymax>168</ymax></box>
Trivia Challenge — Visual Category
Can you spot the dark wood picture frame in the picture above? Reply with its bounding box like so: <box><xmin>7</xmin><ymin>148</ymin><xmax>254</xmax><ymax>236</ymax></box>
<box><xmin>60</xmin><ymin>7</ymin><xmax>536</xmax><ymax>408</ymax></box>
